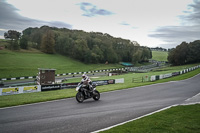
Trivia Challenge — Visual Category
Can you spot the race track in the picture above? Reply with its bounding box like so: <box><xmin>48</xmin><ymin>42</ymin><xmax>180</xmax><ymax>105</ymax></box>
<box><xmin>0</xmin><ymin>74</ymin><xmax>200</xmax><ymax>133</ymax></box>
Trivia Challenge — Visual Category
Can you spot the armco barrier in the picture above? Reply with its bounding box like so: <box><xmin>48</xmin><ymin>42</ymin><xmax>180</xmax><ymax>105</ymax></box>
<box><xmin>155</xmin><ymin>75</ymin><xmax>160</xmax><ymax>80</ymax></box>
<box><xmin>150</xmin><ymin>65</ymin><xmax>200</xmax><ymax>82</ymax></box>
<box><xmin>163</xmin><ymin>73</ymin><xmax>172</xmax><ymax>78</ymax></box>
<box><xmin>151</xmin><ymin>75</ymin><xmax>156</xmax><ymax>81</ymax></box>
<box><xmin>0</xmin><ymin>76</ymin><xmax>37</xmax><ymax>81</ymax></box>
<box><xmin>115</xmin><ymin>78</ymin><xmax>124</xmax><ymax>83</ymax></box>
<box><xmin>0</xmin><ymin>68</ymin><xmax>125</xmax><ymax>81</ymax></box>
<box><xmin>159</xmin><ymin>74</ymin><xmax>164</xmax><ymax>79</ymax></box>
<box><xmin>172</xmin><ymin>72</ymin><xmax>180</xmax><ymax>76</ymax></box>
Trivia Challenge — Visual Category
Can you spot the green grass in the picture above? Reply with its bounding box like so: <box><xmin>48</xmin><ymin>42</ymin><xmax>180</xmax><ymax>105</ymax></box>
<box><xmin>101</xmin><ymin>104</ymin><xmax>200</xmax><ymax>133</ymax></box>
<box><xmin>64</xmin><ymin>63</ymin><xmax>200</xmax><ymax>84</ymax></box>
<box><xmin>0</xmin><ymin>48</ymin><xmax>169</xmax><ymax>79</ymax></box>
<box><xmin>0</xmin><ymin>39</ymin><xmax>9</xmax><ymax>47</ymax></box>
<box><xmin>0</xmin><ymin>89</ymin><xmax>77</xmax><ymax>107</ymax></box>
<box><xmin>0</xmin><ymin>49</ymin><xmax>122</xmax><ymax>78</ymax></box>
<box><xmin>0</xmin><ymin>64</ymin><xmax>199</xmax><ymax>108</ymax></box>
<box><xmin>152</xmin><ymin>51</ymin><xmax>168</xmax><ymax>61</ymax></box>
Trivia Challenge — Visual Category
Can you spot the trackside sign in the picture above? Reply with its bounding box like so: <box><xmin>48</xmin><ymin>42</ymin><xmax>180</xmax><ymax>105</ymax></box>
<box><xmin>0</xmin><ymin>85</ymin><xmax>41</xmax><ymax>96</ymax></box>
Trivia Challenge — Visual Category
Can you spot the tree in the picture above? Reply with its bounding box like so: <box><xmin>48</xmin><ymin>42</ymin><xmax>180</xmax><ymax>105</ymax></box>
<box><xmin>22</xmin><ymin>25</ymin><xmax>152</xmax><ymax>64</ymax></box>
<box><xmin>20</xmin><ymin>35</ymin><xmax>28</xmax><ymax>49</ymax></box>
<box><xmin>40</xmin><ymin>30</ymin><xmax>55</xmax><ymax>54</ymax></box>
<box><xmin>72</xmin><ymin>39</ymin><xmax>89</xmax><ymax>62</ymax></box>
<box><xmin>91</xmin><ymin>45</ymin><xmax>104</xmax><ymax>63</ymax></box>
<box><xmin>187</xmin><ymin>40</ymin><xmax>200</xmax><ymax>63</ymax></box>
<box><xmin>168</xmin><ymin>40</ymin><xmax>200</xmax><ymax>65</ymax></box>
<box><xmin>167</xmin><ymin>48</ymin><xmax>176</xmax><ymax>65</ymax></box>
<box><xmin>132</xmin><ymin>49</ymin><xmax>142</xmax><ymax>64</ymax></box>
<box><xmin>4</xmin><ymin>30</ymin><xmax>21</xmax><ymax>50</ymax></box>
<box><xmin>4</xmin><ymin>30</ymin><xmax>21</xmax><ymax>40</ymax></box>
<box><xmin>168</xmin><ymin>42</ymin><xmax>188</xmax><ymax>65</ymax></box>
<box><xmin>175</xmin><ymin>42</ymin><xmax>188</xmax><ymax>65</ymax></box>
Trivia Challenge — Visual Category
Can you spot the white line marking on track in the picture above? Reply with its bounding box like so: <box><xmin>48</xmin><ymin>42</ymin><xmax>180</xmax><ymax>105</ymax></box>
<box><xmin>185</xmin><ymin>92</ymin><xmax>200</xmax><ymax>102</ymax></box>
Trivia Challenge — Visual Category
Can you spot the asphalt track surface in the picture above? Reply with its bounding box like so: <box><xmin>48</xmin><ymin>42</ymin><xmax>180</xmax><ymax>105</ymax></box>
<box><xmin>0</xmin><ymin>74</ymin><xmax>200</xmax><ymax>133</ymax></box>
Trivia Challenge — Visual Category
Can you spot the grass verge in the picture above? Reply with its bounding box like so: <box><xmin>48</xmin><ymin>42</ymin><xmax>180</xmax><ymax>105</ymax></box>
<box><xmin>100</xmin><ymin>104</ymin><xmax>200</xmax><ymax>133</ymax></box>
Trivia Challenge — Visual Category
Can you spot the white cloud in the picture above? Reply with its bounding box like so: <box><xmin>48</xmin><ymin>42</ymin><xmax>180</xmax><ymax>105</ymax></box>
<box><xmin>0</xmin><ymin>29</ymin><xmax>7</xmax><ymax>32</ymax></box>
<box><xmin>3</xmin><ymin>0</ymin><xmax>197</xmax><ymax>48</ymax></box>
<box><xmin>149</xmin><ymin>0</ymin><xmax>200</xmax><ymax>48</ymax></box>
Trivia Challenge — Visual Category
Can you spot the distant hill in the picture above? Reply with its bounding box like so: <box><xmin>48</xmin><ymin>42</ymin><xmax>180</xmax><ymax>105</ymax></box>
<box><xmin>151</xmin><ymin>51</ymin><xmax>168</xmax><ymax>61</ymax></box>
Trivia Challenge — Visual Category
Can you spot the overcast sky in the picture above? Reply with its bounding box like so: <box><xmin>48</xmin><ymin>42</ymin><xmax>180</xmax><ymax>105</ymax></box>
<box><xmin>0</xmin><ymin>0</ymin><xmax>200</xmax><ymax>48</ymax></box>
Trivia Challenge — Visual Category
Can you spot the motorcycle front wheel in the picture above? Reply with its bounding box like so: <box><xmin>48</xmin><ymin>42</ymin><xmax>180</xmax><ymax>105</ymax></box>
<box><xmin>76</xmin><ymin>92</ymin><xmax>84</xmax><ymax>103</ymax></box>
<box><xmin>93</xmin><ymin>90</ymin><xmax>100</xmax><ymax>101</ymax></box>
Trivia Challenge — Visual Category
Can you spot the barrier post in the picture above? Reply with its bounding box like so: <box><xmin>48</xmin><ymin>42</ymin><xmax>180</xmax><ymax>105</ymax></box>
<box><xmin>37</xmin><ymin>85</ymin><xmax>41</xmax><ymax>92</ymax></box>
<box><xmin>0</xmin><ymin>88</ymin><xmax>2</xmax><ymax>96</ymax></box>
<box><xmin>19</xmin><ymin>87</ymin><xmax>23</xmax><ymax>94</ymax></box>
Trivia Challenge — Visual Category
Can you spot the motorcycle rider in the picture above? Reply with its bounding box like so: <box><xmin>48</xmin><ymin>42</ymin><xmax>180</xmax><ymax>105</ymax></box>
<box><xmin>79</xmin><ymin>74</ymin><xmax>93</xmax><ymax>92</ymax></box>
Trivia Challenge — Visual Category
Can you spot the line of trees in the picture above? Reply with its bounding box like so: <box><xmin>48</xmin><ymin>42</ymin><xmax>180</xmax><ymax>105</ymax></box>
<box><xmin>4</xmin><ymin>30</ymin><xmax>29</xmax><ymax>50</ymax></box>
<box><xmin>21</xmin><ymin>26</ymin><xmax>152</xmax><ymax>64</ymax></box>
<box><xmin>168</xmin><ymin>40</ymin><xmax>200</xmax><ymax>65</ymax></box>
<box><xmin>151</xmin><ymin>47</ymin><xmax>168</xmax><ymax>51</ymax></box>
<box><xmin>4</xmin><ymin>26</ymin><xmax>152</xmax><ymax>64</ymax></box>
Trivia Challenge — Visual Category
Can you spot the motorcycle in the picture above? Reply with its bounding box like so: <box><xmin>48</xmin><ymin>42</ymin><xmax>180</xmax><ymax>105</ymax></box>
<box><xmin>75</xmin><ymin>81</ymin><xmax>100</xmax><ymax>103</ymax></box>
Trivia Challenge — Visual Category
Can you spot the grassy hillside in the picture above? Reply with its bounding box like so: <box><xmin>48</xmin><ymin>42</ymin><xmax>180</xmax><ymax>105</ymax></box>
<box><xmin>152</xmin><ymin>51</ymin><xmax>168</xmax><ymax>61</ymax></box>
<box><xmin>0</xmin><ymin>40</ymin><xmax>170</xmax><ymax>79</ymax></box>
<box><xmin>0</xmin><ymin>49</ymin><xmax>122</xmax><ymax>78</ymax></box>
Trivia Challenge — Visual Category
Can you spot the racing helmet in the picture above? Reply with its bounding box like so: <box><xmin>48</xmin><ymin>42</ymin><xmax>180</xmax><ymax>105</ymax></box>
<box><xmin>82</xmin><ymin>74</ymin><xmax>86</xmax><ymax>78</ymax></box>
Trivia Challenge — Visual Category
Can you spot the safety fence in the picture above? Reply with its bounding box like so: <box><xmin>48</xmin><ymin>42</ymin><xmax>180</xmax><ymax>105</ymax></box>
<box><xmin>150</xmin><ymin>65</ymin><xmax>200</xmax><ymax>81</ymax></box>
<box><xmin>0</xmin><ymin>68</ymin><xmax>126</xmax><ymax>81</ymax></box>
<box><xmin>0</xmin><ymin>78</ymin><xmax>124</xmax><ymax>96</ymax></box>
<box><xmin>132</xmin><ymin>65</ymin><xmax>200</xmax><ymax>83</ymax></box>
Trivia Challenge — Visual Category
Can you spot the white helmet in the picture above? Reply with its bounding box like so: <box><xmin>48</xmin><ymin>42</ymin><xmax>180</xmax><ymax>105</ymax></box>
<box><xmin>82</xmin><ymin>74</ymin><xmax>86</xmax><ymax>78</ymax></box>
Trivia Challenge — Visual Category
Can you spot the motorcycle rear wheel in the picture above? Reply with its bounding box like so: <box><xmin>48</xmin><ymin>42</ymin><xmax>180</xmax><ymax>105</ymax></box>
<box><xmin>76</xmin><ymin>92</ymin><xmax>84</xmax><ymax>103</ymax></box>
<box><xmin>93</xmin><ymin>90</ymin><xmax>100</xmax><ymax>101</ymax></box>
